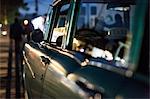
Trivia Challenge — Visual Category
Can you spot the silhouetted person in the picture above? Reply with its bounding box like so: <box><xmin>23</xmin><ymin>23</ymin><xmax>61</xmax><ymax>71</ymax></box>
<box><xmin>9</xmin><ymin>17</ymin><xmax>24</xmax><ymax>98</ymax></box>
<box><xmin>23</xmin><ymin>19</ymin><xmax>34</xmax><ymax>42</ymax></box>
<box><xmin>103</xmin><ymin>14</ymin><xmax>124</xmax><ymax>55</ymax></box>
<box><xmin>103</xmin><ymin>14</ymin><xmax>124</xmax><ymax>28</ymax></box>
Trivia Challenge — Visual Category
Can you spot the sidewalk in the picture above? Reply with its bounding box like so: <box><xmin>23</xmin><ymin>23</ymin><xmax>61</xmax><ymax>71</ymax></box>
<box><xmin>0</xmin><ymin>34</ymin><xmax>24</xmax><ymax>99</ymax></box>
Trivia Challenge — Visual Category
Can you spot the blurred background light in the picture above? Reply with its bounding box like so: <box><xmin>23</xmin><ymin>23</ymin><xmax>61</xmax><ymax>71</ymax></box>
<box><xmin>31</xmin><ymin>16</ymin><xmax>45</xmax><ymax>32</ymax></box>
<box><xmin>2</xmin><ymin>31</ymin><xmax>7</xmax><ymax>36</ymax></box>
<box><xmin>0</xmin><ymin>24</ymin><xmax>2</xmax><ymax>28</ymax></box>
<box><xmin>24</xmin><ymin>19</ymin><xmax>29</xmax><ymax>25</ymax></box>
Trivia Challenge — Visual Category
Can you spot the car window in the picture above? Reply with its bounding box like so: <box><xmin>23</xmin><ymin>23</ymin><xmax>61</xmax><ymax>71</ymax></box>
<box><xmin>50</xmin><ymin>4</ymin><xmax>70</xmax><ymax>45</ymax></box>
<box><xmin>46</xmin><ymin>0</ymin><xmax>147</xmax><ymax>76</ymax></box>
<box><xmin>72</xmin><ymin>2</ymin><xmax>135</xmax><ymax>69</ymax></box>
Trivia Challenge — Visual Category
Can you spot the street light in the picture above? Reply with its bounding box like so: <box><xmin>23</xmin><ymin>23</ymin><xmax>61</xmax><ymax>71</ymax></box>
<box><xmin>0</xmin><ymin>24</ymin><xmax>2</xmax><ymax>28</ymax></box>
<box><xmin>23</xmin><ymin>19</ymin><xmax>29</xmax><ymax>25</ymax></box>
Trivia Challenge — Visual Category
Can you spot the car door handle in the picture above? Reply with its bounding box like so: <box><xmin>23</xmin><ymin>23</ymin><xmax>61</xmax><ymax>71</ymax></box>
<box><xmin>40</xmin><ymin>74</ymin><xmax>44</xmax><ymax>80</ymax></box>
<box><xmin>40</xmin><ymin>56</ymin><xmax>50</xmax><ymax>65</ymax></box>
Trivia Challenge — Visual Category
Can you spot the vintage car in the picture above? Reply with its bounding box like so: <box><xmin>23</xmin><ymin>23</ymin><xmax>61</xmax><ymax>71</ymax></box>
<box><xmin>23</xmin><ymin>0</ymin><xmax>149</xmax><ymax>98</ymax></box>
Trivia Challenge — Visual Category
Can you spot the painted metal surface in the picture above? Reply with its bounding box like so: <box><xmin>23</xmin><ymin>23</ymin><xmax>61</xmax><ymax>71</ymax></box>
<box><xmin>23</xmin><ymin>0</ymin><xmax>149</xmax><ymax>98</ymax></box>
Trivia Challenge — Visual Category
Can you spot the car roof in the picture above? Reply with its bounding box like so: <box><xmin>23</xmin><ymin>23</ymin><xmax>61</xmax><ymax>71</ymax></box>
<box><xmin>82</xmin><ymin>0</ymin><xmax>135</xmax><ymax>4</ymax></box>
<box><xmin>53</xmin><ymin>0</ymin><xmax>70</xmax><ymax>6</ymax></box>
<box><xmin>53</xmin><ymin>0</ymin><xmax>135</xmax><ymax>5</ymax></box>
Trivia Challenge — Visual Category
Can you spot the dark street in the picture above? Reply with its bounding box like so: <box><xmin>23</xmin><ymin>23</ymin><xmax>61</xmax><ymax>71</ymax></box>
<box><xmin>0</xmin><ymin>34</ymin><xmax>24</xmax><ymax>99</ymax></box>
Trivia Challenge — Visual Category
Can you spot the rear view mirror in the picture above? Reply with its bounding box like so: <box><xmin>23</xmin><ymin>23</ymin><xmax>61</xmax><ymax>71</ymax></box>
<box><xmin>31</xmin><ymin>29</ymin><xmax>44</xmax><ymax>43</ymax></box>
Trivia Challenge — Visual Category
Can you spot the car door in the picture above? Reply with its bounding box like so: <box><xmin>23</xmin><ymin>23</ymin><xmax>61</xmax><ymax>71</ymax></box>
<box><xmin>42</xmin><ymin>63</ymin><xmax>83</xmax><ymax>99</ymax></box>
<box><xmin>39</xmin><ymin>1</ymin><xmax>85</xmax><ymax>98</ymax></box>
<box><xmin>24</xmin><ymin>42</ymin><xmax>50</xmax><ymax>98</ymax></box>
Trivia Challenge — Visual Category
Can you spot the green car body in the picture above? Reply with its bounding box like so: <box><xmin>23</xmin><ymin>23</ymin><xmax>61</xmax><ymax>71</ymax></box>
<box><xmin>23</xmin><ymin>0</ymin><xmax>149</xmax><ymax>98</ymax></box>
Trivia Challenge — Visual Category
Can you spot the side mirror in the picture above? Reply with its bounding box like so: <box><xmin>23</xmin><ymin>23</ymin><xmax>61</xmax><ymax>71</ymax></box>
<box><xmin>31</xmin><ymin>29</ymin><xmax>44</xmax><ymax>43</ymax></box>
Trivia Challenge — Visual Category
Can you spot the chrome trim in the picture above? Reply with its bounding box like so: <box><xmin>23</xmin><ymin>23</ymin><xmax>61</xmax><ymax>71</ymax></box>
<box><xmin>23</xmin><ymin>52</ymin><xmax>36</xmax><ymax>79</ymax></box>
<box><xmin>44</xmin><ymin>44</ymin><xmax>82</xmax><ymax>64</ymax></box>
<box><xmin>53</xmin><ymin>0</ymin><xmax>61</xmax><ymax>6</ymax></box>
<box><xmin>88</xmin><ymin>60</ymin><xmax>128</xmax><ymax>76</ymax></box>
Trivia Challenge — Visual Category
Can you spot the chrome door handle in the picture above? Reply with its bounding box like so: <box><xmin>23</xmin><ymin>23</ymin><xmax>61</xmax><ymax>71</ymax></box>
<box><xmin>40</xmin><ymin>74</ymin><xmax>44</xmax><ymax>80</ymax></box>
<box><xmin>40</xmin><ymin>56</ymin><xmax>50</xmax><ymax>65</ymax></box>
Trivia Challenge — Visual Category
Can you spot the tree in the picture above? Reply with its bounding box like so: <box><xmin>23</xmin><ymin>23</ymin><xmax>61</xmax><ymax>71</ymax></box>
<box><xmin>0</xmin><ymin>0</ymin><xmax>24</xmax><ymax>24</ymax></box>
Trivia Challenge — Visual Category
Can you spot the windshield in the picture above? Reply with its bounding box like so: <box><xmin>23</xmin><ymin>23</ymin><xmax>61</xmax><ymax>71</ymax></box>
<box><xmin>72</xmin><ymin>2</ymin><xmax>135</xmax><ymax>68</ymax></box>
